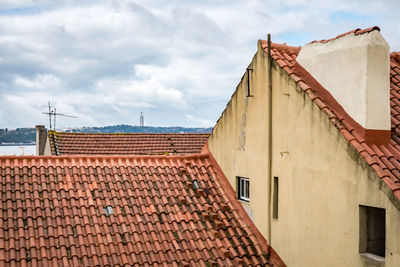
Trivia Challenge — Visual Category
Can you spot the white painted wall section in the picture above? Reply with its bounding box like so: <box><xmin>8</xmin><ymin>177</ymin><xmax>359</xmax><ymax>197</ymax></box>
<box><xmin>296</xmin><ymin>30</ymin><xmax>390</xmax><ymax>130</ymax></box>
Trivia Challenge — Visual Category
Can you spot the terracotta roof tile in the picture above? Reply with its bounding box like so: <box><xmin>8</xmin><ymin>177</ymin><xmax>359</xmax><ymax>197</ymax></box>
<box><xmin>0</xmin><ymin>154</ymin><xmax>284</xmax><ymax>266</ymax></box>
<box><xmin>48</xmin><ymin>132</ymin><xmax>210</xmax><ymax>156</ymax></box>
<box><xmin>308</xmin><ymin>26</ymin><xmax>379</xmax><ymax>44</ymax></box>
<box><xmin>262</xmin><ymin>26</ymin><xmax>400</xmax><ymax>202</ymax></box>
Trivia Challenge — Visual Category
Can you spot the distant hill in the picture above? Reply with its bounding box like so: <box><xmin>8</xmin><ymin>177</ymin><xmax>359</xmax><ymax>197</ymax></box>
<box><xmin>0</xmin><ymin>128</ymin><xmax>36</xmax><ymax>145</ymax></box>
<box><xmin>0</xmin><ymin>125</ymin><xmax>212</xmax><ymax>144</ymax></box>
<box><xmin>68</xmin><ymin>125</ymin><xmax>212</xmax><ymax>134</ymax></box>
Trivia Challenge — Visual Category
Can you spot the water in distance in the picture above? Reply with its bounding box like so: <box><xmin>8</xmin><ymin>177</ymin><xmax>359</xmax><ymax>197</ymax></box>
<box><xmin>0</xmin><ymin>145</ymin><xmax>36</xmax><ymax>156</ymax></box>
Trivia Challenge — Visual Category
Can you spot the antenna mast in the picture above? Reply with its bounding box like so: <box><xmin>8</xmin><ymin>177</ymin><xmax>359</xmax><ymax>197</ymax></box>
<box><xmin>48</xmin><ymin>101</ymin><xmax>52</xmax><ymax>129</ymax></box>
<box><xmin>42</xmin><ymin>101</ymin><xmax>78</xmax><ymax>131</ymax></box>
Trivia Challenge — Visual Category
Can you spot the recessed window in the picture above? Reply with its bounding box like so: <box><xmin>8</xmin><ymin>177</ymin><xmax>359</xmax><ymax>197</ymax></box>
<box><xmin>273</xmin><ymin>177</ymin><xmax>279</xmax><ymax>219</ymax></box>
<box><xmin>359</xmin><ymin>205</ymin><xmax>385</xmax><ymax>258</ymax></box>
<box><xmin>237</xmin><ymin>177</ymin><xmax>250</xmax><ymax>201</ymax></box>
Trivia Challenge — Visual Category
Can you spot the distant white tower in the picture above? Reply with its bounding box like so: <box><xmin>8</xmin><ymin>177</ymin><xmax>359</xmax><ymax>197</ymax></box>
<box><xmin>140</xmin><ymin>112</ymin><xmax>144</xmax><ymax>126</ymax></box>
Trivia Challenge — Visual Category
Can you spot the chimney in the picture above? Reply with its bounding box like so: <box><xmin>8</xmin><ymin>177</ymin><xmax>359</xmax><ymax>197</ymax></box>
<box><xmin>36</xmin><ymin>125</ymin><xmax>48</xmax><ymax>155</ymax></box>
<box><xmin>296</xmin><ymin>27</ymin><xmax>390</xmax><ymax>144</ymax></box>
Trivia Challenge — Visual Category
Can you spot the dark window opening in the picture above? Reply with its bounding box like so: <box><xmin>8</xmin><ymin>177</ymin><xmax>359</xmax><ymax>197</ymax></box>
<box><xmin>246</xmin><ymin>68</ymin><xmax>254</xmax><ymax>97</ymax></box>
<box><xmin>359</xmin><ymin>205</ymin><xmax>385</xmax><ymax>257</ymax></box>
<box><xmin>237</xmin><ymin>177</ymin><xmax>250</xmax><ymax>201</ymax></box>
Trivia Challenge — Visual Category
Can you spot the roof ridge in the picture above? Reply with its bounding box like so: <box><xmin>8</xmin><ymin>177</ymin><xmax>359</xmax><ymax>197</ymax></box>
<box><xmin>260</xmin><ymin>40</ymin><xmax>301</xmax><ymax>53</ymax></box>
<box><xmin>258</xmin><ymin>27</ymin><xmax>380</xmax><ymax>54</ymax></box>
<box><xmin>52</xmin><ymin>132</ymin><xmax>210</xmax><ymax>135</ymax></box>
<box><xmin>309</xmin><ymin>26</ymin><xmax>380</xmax><ymax>44</ymax></box>
<box><xmin>0</xmin><ymin>153</ymin><xmax>209</xmax><ymax>161</ymax></box>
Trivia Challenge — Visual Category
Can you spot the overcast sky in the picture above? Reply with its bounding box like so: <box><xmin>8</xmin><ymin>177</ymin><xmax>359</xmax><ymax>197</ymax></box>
<box><xmin>0</xmin><ymin>0</ymin><xmax>399</xmax><ymax>129</ymax></box>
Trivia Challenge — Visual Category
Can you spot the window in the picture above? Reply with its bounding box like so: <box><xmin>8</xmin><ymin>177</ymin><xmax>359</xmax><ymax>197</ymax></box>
<box><xmin>246</xmin><ymin>68</ymin><xmax>253</xmax><ymax>97</ymax></box>
<box><xmin>359</xmin><ymin>205</ymin><xmax>385</xmax><ymax>258</ymax></box>
<box><xmin>273</xmin><ymin>177</ymin><xmax>279</xmax><ymax>219</ymax></box>
<box><xmin>237</xmin><ymin>177</ymin><xmax>250</xmax><ymax>201</ymax></box>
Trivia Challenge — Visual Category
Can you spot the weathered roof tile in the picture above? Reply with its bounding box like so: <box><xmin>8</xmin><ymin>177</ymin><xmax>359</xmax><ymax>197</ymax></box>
<box><xmin>0</xmin><ymin>154</ymin><xmax>284</xmax><ymax>266</ymax></box>
<box><xmin>48</xmin><ymin>132</ymin><xmax>209</xmax><ymax>156</ymax></box>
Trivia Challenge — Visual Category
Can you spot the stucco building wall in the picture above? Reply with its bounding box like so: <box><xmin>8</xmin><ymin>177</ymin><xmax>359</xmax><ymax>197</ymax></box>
<box><xmin>209</xmin><ymin>43</ymin><xmax>271</xmax><ymax>237</ymax></box>
<box><xmin>208</xmin><ymin>42</ymin><xmax>400</xmax><ymax>266</ymax></box>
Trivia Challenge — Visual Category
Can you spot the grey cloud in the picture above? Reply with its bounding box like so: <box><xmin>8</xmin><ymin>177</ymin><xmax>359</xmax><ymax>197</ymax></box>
<box><xmin>1</xmin><ymin>0</ymin><xmax>400</xmax><ymax>129</ymax></box>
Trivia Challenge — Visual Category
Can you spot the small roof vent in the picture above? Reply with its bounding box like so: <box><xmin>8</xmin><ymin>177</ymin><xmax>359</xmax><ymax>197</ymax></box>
<box><xmin>104</xmin><ymin>206</ymin><xmax>114</xmax><ymax>216</ymax></box>
<box><xmin>193</xmin><ymin>180</ymin><xmax>200</xmax><ymax>190</ymax></box>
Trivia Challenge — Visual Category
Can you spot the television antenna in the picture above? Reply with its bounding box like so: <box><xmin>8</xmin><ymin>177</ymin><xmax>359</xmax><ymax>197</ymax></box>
<box><xmin>42</xmin><ymin>101</ymin><xmax>78</xmax><ymax>131</ymax></box>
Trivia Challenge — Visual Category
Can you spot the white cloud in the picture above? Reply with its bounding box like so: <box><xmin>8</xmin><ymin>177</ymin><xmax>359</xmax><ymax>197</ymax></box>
<box><xmin>0</xmin><ymin>0</ymin><xmax>399</xmax><ymax>128</ymax></box>
<box><xmin>95</xmin><ymin>68</ymin><xmax>189</xmax><ymax>110</ymax></box>
<box><xmin>185</xmin><ymin>114</ymin><xmax>214</xmax><ymax>128</ymax></box>
<box><xmin>14</xmin><ymin>74</ymin><xmax>61</xmax><ymax>89</ymax></box>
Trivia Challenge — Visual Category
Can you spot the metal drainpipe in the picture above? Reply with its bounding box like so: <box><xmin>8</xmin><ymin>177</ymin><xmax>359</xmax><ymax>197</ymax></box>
<box><xmin>267</xmin><ymin>33</ymin><xmax>273</xmax><ymax>253</ymax></box>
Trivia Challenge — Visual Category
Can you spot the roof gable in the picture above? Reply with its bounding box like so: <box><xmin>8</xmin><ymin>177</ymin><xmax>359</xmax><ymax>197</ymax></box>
<box><xmin>261</xmin><ymin>27</ymin><xmax>400</xmax><ymax>204</ymax></box>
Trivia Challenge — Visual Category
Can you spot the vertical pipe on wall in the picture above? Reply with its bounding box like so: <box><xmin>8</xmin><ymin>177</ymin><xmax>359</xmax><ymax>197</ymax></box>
<box><xmin>267</xmin><ymin>33</ymin><xmax>273</xmax><ymax>252</ymax></box>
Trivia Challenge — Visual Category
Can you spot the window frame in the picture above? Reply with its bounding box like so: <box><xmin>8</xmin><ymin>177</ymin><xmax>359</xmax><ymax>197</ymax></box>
<box><xmin>237</xmin><ymin>177</ymin><xmax>250</xmax><ymax>202</ymax></box>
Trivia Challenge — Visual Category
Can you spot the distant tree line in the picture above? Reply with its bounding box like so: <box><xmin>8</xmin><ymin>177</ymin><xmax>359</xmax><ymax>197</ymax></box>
<box><xmin>0</xmin><ymin>128</ymin><xmax>36</xmax><ymax>144</ymax></box>
<box><xmin>69</xmin><ymin>125</ymin><xmax>212</xmax><ymax>134</ymax></box>
<box><xmin>0</xmin><ymin>125</ymin><xmax>212</xmax><ymax>144</ymax></box>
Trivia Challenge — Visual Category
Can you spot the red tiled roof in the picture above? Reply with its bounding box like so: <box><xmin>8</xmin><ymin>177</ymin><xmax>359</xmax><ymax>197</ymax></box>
<box><xmin>309</xmin><ymin>26</ymin><xmax>380</xmax><ymax>44</ymax></box>
<box><xmin>0</xmin><ymin>153</ymin><xmax>284</xmax><ymax>266</ymax></box>
<box><xmin>261</xmin><ymin>26</ymin><xmax>400</xmax><ymax>202</ymax></box>
<box><xmin>48</xmin><ymin>131</ymin><xmax>209</xmax><ymax>156</ymax></box>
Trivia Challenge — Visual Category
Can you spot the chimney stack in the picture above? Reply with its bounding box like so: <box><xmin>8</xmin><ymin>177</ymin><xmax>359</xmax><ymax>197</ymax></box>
<box><xmin>296</xmin><ymin>27</ymin><xmax>390</xmax><ymax>144</ymax></box>
<box><xmin>36</xmin><ymin>125</ymin><xmax>49</xmax><ymax>155</ymax></box>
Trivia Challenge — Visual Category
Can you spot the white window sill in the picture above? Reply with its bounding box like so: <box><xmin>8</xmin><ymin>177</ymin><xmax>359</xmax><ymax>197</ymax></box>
<box><xmin>360</xmin><ymin>253</ymin><xmax>384</xmax><ymax>266</ymax></box>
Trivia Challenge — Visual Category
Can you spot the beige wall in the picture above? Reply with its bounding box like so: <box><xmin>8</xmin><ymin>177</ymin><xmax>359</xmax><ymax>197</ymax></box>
<box><xmin>209</xmin><ymin>41</ymin><xmax>271</xmax><ymax>237</ymax></box>
<box><xmin>208</xmin><ymin>42</ymin><xmax>400</xmax><ymax>266</ymax></box>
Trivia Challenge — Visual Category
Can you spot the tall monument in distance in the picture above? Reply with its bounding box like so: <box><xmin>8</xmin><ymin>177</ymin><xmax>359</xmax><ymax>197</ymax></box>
<box><xmin>140</xmin><ymin>112</ymin><xmax>144</xmax><ymax>126</ymax></box>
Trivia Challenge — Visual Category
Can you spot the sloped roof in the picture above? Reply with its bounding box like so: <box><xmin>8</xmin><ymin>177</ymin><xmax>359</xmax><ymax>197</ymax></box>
<box><xmin>48</xmin><ymin>131</ymin><xmax>209</xmax><ymax>156</ymax></box>
<box><xmin>0</xmin><ymin>153</ymin><xmax>284</xmax><ymax>266</ymax></box>
<box><xmin>261</xmin><ymin>26</ymin><xmax>400</xmax><ymax>203</ymax></box>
